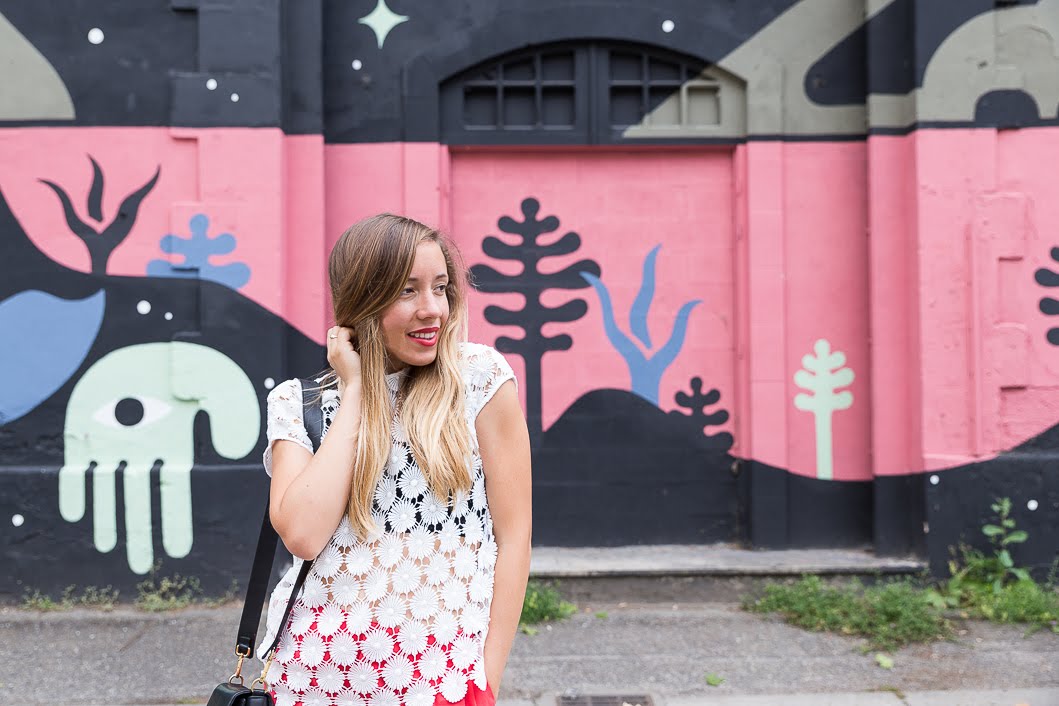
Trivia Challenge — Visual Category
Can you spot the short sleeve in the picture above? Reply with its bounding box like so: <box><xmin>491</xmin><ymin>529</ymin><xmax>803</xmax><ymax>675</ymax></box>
<box><xmin>465</xmin><ymin>343</ymin><xmax>517</xmax><ymax>421</ymax></box>
<box><xmin>262</xmin><ymin>378</ymin><xmax>314</xmax><ymax>477</ymax></box>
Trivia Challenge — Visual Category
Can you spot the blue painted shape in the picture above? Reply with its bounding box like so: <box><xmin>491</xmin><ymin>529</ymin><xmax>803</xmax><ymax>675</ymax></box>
<box><xmin>0</xmin><ymin>289</ymin><xmax>105</xmax><ymax>425</ymax></box>
<box><xmin>582</xmin><ymin>272</ymin><xmax>645</xmax><ymax>373</ymax></box>
<box><xmin>630</xmin><ymin>244</ymin><xmax>661</xmax><ymax>349</ymax></box>
<box><xmin>146</xmin><ymin>214</ymin><xmax>250</xmax><ymax>290</ymax></box>
<box><xmin>582</xmin><ymin>272</ymin><xmax>702</xmax><ymax>405</ymax></box>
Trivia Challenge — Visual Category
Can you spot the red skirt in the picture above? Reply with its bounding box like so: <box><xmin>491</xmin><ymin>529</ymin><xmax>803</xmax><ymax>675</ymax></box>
<box><xmin>267</xmin><ymin>612</ymin><xmax>497</xmax><ymax>706</ymax></box>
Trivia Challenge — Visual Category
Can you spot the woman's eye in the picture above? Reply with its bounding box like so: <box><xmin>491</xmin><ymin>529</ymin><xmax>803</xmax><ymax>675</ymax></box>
<box><xmin>435</xmin><ymin>284</ymin><xmax>448</xmax><ymax>293</ymax></box>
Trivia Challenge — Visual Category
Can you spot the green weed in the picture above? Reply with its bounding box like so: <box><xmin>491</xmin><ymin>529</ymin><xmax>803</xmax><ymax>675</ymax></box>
<box><xmin>518</xmin><ymin>579</ymin><xmax>577</xmax><ymax>634</ymax></box>
<box><xmin>745</xmin><ymin>496</ymin><xmax>1059</xmax><ymax>652</ymax></box>
<box><xmin>742</xmin><ymin>575</ymin><xmax>951</xmax><ymax>652</ymax></box>
<box><xmin>20</xmin><ymin>584</ymin><xmax>120</xmax><ymax>611</ymax></box>
<box><xmin>135</xmin><ymin>563</ymin><xmax>240</xmax><ymax>612</ymax></box>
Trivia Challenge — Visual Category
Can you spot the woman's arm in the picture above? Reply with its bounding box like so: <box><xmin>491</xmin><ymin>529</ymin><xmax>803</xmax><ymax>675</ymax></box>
<box><xmin>269</xmin><ymin>380</ymin><xmax>363</xmax><ymax>560</ymax></box>
<box><xmin>477</xmin><ymin>379</ymin><xmax>532</xmax><ymax>697</ymax></box>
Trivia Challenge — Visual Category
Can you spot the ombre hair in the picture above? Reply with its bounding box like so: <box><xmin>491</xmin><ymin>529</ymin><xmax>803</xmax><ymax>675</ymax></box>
<box><xmin>309</xmin><ymin>213</ymin><xmax>473</xmax><ymax>541</ymax></box>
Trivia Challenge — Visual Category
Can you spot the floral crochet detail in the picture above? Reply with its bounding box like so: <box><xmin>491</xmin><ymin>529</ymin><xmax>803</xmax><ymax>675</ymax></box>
<box><xmin>258</xmin><ymin>342</ymin><xmax>516</xmax><ymax>706</ymax></box>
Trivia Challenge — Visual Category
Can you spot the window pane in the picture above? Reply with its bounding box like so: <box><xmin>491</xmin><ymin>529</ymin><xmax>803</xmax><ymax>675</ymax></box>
<box><xmin>502</xmin><ymin>87</ymin><xmax>536</xmax><ymax>127</ymax></box>
<box><xmin>463</xmin><ymin>87</ymin><xmax>497</xmax><ymax>127</ymax></box>
<box><xmin>503</xmin><ymin>57</ymin><xmax>535</xmax><ymax>81</ymax></box>
<box><xmin>610</xmin><ymin>86</ymin><xmax>642</xmax><ymax>127</ymax></box>
<box><xmin>649</xmin><ymin>58</ymin><xmax>681</xmax><ymax>82</ymax></box>
<box><xmin>542</xmin><ymin>87</ymin><xmax>575</xmax><ymax>126</ymax></box>
<box><xmin>687</xmin><ymin>85</ymin><xmax>720</xmax><ymax>126</ymax></box>
<box><xmin>540</xmin><ymin>52</ymin><xmax>575</xmax><ymax>81</ymax></box>
<box><xmin>610</xmin><ymin>51</ymin><xmax>641</xmax><ymax>81</ymax></box>
<box><xmin>647</xmin><ymin>86</ymin><xmax>680</xmax><ymax>127</ymax></box>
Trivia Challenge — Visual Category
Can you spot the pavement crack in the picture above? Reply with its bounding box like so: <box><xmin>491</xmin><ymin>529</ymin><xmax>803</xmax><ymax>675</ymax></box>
<box><xmin>118</xmin><ymin>623</ymin><xmax>151</xmax><ymax>653</ymax></box>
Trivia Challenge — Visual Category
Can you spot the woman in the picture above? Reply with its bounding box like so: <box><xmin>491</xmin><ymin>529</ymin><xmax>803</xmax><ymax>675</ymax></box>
<box><xmin>258</xmin><ymin>213</ymin><xmax>532</xmax><ymax>706</ymax></box>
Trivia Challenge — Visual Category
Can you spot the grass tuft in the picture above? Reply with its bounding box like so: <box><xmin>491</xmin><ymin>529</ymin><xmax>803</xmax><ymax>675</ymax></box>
<box><xmin>518</xmin><ymin>579</ymin><xmax>577</xmax><ymax>634</ymax></box>
<box><xmin>744</xmin><ymin>496</ymin><xmax>1059</xmax><ymax>652</ymax></box>
<box><xmin>21</xmin><ymin>584</ymin><xmax>120</xmax><ymax>611</ymax></box>
<box><xmin>742</xmin><ymin>575</ymin><xmax>951</xmax><ymax>652</ymax></box>
<box><xmin>134</xmin><ymin>565</ymin><xmax>240</xmax><ymax>612</ymax></box>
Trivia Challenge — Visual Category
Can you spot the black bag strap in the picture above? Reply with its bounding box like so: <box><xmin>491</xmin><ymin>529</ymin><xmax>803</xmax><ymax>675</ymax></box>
<box><xmin>234</xmin><ymin>377</ymin><xmax>326</xmax><ymax>658</ymax></box>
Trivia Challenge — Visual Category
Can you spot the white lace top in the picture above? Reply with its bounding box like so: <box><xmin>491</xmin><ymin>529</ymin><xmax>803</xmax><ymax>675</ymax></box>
<box><xmin>257</xmin><ymin>341</ymin><xmax>516</xmax><ymax>706</ymax></box>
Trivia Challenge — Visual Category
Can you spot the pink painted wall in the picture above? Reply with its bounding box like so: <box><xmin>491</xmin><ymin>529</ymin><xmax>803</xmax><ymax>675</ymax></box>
<box><xmin>880</xmin><ymin>128</ymin><xmax>1059</xmax><ymax>471</ymax></box>
<box><xmin>449</xmin><ymin>148</ymin><xmax>737</xmax><ymax>435</ymax></box>
<box><xmin>11</xmin><ymin>128</ymin><xmax>1054</xmax><ymax>483</ymax></box>
<box><xmin>0</xmin><ymin>127</ymin><xmax>328</xmax><ymax>343</ymax></box>
<box><xmin>322</xmin><ymin>133</ymin><xmax>1059</xmax><ymax>482</ymax></box>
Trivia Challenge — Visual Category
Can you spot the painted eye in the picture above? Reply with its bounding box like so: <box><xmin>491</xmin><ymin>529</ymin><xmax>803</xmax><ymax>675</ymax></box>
<box><xmin>92</xmin><ymin>395</ymin><xmax>173</xmax><ymax>430</ymax></box>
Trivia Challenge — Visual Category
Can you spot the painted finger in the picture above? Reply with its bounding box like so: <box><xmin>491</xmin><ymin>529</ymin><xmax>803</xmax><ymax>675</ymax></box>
<box><xmin>161</xmin><ymin>461</ymin><xmax>193</xmax><ymax>559</ymax></box>
<box><xmin>93</xmin><ymin>461</ymin><xmax>118</xmax><ymax>553</ymax></box>
<box><xmin>124</xmin><ymin>461</ymin><xmax>154</xmax><ymax>575</ymax></box>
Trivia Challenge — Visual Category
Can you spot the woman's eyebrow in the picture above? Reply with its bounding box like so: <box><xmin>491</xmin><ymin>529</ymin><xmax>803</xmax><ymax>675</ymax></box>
<box><xmin>407</xmin><ymin>273</ymin><xmax>449</xmax><ymax>282</ymax></box>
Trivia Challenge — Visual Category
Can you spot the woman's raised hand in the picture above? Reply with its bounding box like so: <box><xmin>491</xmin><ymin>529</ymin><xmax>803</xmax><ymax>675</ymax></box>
<box><xmin>327</xmin><ymin>325</ymin><xmax>362</xmax><ymax>387</ymax></box>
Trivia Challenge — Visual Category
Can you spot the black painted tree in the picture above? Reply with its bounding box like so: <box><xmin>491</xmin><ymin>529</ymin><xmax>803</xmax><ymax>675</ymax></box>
<box><xmin>470</xmin><ymin>198</ymin><xmax>601</xmax><ymax>447</ymax></box>
<box><xmin>1035</xmin><ymin>247</ymin><xmax>1059</xmax><ymax>345</ymax></box>
<box><xmin>40</xmin><ymin>156</ymin><xmax>160</xmax><ymax>275</ymax></box>
<box><xmin>667</xmin><ymin>377</ymin><xmax>734</xmax><ymax>453</ymax></box>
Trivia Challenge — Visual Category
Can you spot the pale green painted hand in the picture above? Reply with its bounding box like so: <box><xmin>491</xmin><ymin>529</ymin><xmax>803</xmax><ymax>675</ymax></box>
<box><xmin>59</xmin><ymin>342</ymin><xmax>260</xmax><ymax>574</ymax></box>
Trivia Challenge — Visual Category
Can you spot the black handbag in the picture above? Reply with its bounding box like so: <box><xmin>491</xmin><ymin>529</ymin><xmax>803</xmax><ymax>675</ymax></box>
<box><xmin>206</xmin><ymin>378</ymin><xmax>325</xmax><ymax>706</ymax></box>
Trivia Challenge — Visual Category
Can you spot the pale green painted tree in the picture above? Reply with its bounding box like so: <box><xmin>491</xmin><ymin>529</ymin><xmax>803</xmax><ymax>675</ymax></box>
<box><xmin>793</xmin><ymin>339</ymin><xmax>854</xmax><ymax>480</ymax></box>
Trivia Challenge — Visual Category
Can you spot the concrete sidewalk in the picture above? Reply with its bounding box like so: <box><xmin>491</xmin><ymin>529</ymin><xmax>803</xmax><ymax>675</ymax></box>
<box><xmin>1</xmin><ymin>598</ymin><xmax>1054</xmax><ymax>706</ymax></box>
<box><xmin>112</xmin><ymin>689</ymin><xmax>1059</xmax><ymax>706</ymax></box>
<box><xmin>2</xmin><ymin>547</ymin><xmax>1053</xmax><ymax>705</ymax></box>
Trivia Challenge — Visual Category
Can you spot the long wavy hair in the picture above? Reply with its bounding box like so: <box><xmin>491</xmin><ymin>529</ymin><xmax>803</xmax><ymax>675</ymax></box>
<box><xmin>309</xmin><ymin>213</ymin><xmax>473</xmax><ymax>541</ymax></box>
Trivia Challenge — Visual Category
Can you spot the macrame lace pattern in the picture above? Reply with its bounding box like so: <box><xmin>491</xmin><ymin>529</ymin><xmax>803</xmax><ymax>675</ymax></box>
<box><xmin>258</xmin><ymin>342</ymin><xmax>516</xmax><ymax>706</ymax></box>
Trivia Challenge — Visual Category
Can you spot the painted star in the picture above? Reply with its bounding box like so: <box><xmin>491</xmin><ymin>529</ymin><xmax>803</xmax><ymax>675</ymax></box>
<box><xmin>358</xmin><ymin>0</ymin><xmax>408</xmax><ymax>49</ymax></box>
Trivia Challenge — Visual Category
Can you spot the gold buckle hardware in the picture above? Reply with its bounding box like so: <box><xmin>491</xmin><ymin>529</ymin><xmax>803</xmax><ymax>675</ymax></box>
<box><xmin>250</xmin><ymin>648</ymin><xmax>276</xmax><ymax>692</ymax></box>
<box><xmin>228</xmin><ymin>646</ymin><xmax>250</xmax><ymax>686</ymax></box>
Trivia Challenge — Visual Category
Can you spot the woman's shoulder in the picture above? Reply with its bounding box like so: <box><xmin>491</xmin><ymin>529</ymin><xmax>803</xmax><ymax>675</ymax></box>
<box><xmin>458</xmin><ymin>340</ymin><xmax>512</xmax><ymax>372</ymax></box>
<box><xmin>266</xmin><ymin>377</ymin><xmax>303</xmax><ymax>405</ymax></box>
<box><xmin>458</xmin><ymin>340</ymin><xmax>515</xmax><ymax>384</ymax></box>
<box><xmin>459</xmin><ymin>340</ymin><xmax>501</xmax><ymax>361</ymax></box>
<box><xmin>265</xmin><ymin>376</ymin><xmax>333</xmax><ymax>406</ymax></box>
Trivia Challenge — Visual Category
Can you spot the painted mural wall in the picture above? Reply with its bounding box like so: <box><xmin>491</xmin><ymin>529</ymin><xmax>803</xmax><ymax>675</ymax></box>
<box><xmin>1</xmin><ymin>0</ymin><xmax>1057</xmax><ymax>597</ymax></box>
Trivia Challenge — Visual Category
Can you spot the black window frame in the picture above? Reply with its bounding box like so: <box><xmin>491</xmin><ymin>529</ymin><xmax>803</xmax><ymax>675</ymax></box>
<box><xmin>440</xmin><ymin>41</ymin><xmax>715</xmax><ymax>146</ymax></box>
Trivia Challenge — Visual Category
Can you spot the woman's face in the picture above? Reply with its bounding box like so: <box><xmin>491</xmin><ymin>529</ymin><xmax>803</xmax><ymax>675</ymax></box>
<box><xmin>379</xmin><ymin>240</ymin><xmax>451</xmax><ymax>373</ymax></box>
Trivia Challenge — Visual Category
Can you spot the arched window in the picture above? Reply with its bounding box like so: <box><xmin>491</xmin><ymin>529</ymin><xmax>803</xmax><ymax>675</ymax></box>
<box><xmin>440</xmin><ymin>42</ymin><xmax>745</xmax><ymax>145</ymax></box>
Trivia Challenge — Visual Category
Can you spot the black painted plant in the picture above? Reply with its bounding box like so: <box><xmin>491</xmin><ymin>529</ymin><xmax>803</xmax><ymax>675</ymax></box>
<box><xmin>668</xmin><ymin>377</ymin><xmax>733</xmax><ymax>452</ymax></box>
<box><xmin>1035</xmin><ymin>248</ymin><xmax>1059</xmax><ymax>345</ymax></box>
<box><xmin>39</xmin><ymin>156</ymin><xmax>160</xmax><ymax>275</ymax></box>
<box><xmin>469</xmin><ymin>198</ymin><xmax>601</xmax><ymax>447</ymax></box>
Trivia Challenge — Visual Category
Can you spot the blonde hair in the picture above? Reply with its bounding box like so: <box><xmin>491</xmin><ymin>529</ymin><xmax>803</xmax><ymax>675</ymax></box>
<box><xmin>310</xmin><ymin>213</ymin><xmax>473</xmax><ymax>541</ymax></box>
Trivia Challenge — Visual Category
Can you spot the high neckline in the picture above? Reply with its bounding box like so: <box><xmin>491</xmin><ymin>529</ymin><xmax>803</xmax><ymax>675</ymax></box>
<box><xmin>384</xmin><ymin>366</ymin><xmax>410</xmax><ymax>394</ymax></box>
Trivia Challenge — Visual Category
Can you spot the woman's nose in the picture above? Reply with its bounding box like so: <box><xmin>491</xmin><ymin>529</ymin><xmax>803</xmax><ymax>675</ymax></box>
<box><xmin>418</xmin><ymin>293</ymin><xmax>442</xmax><ymax>318</ymax></box>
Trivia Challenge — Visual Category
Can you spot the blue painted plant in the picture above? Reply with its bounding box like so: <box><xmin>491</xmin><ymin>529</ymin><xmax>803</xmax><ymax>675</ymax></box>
<box><xmin>581</xmin><ymin>244</ymin><xmax>701</xmax><ymax>405</ymax></box>
<box><xmin>147</xmin><ymin>214</ymin><xmax>250</xmax><ymax>290</ymax></box>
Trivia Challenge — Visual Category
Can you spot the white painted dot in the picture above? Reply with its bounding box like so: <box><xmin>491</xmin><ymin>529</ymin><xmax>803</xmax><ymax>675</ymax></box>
<box><xmin>164</xmin><ymin>312</ymin><xmax>173</xmax><ymax>321</ymax></box>
<box><xmin>87</xmin><ymin>28</ymin><xmax>105</xmax><ymax>44</ymax></box>
<box><xmin>264</xmin><ymin>377</ymin><xmax>276</xmax><ymax>390</ymax></box>
<box><xmin>1027</xmin><ymin>499</ymin><xmax>1038</xmax><ymax>511</ymax></box>
<box><xmin>12</xmin><ymin>514</ymin><xmax>24</xmax><ymax>528</ymax></box>
<box><xmin>230</xmin><ymin>93</ymin><xmax>240</xmax><ymax>102</ymax></box>
<box><xmin>661</xmin><ymin>19</ymin><xmax>675</xmax><ymax>33</ymax></box>
<box><xmin>929</xmin><ymin>474</ymin><xmax>939</xmax><ymax>485</ymax></box>
<box><xmin>136</xmin><ymin>300</ymin><xmax>151</xmax><ymax>315</ymax></box>
<box><xmin>206</xmin><ymin>78</ymin><xmax>218</xmax><ymax>90</ymax></box>
<box><xmin>352</xmin><ymin>59</ymin><xmax>363</xmax><ymax>70</ymax></box>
